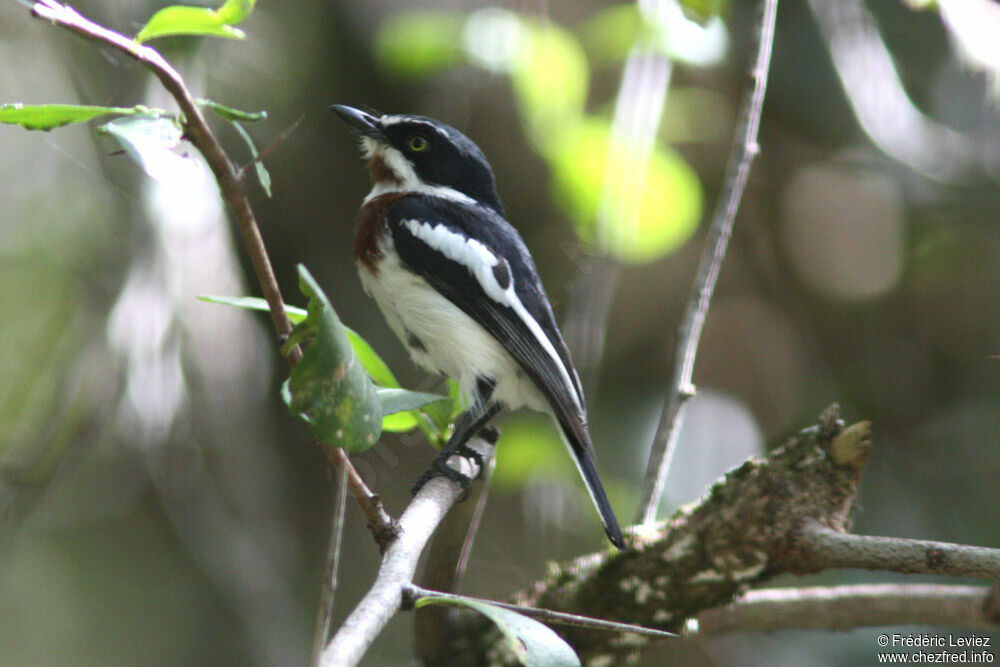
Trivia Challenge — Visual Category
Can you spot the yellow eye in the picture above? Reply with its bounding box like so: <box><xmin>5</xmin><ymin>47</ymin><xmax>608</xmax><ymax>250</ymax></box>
<box><xmin>407</xmin><ymin>134</ymin><xmax>429</xmax><ymax>152</ymax></box>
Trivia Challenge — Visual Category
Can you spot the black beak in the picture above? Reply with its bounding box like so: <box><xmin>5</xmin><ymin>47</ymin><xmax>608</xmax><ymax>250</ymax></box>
<box><xmin>331</xmin><ymin>104</ymin><xmax>383</xmax><ymax>140</ymax></box>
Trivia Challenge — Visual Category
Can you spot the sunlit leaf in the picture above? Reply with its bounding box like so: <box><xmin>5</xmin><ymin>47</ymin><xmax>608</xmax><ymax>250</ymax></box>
<box><xmin>510</xmin><ymin>20</ymin><xmax>589</xmax><ymax>146</ymax></box>
<box><xmin>135</xmin><ymin>0</ymin><xmax>257</xmax><ymax>43</ymax></box>
<box><xmin>679</xmin><ymin>0</ymin><xmax>729</xmax><ymax>22</ymax></box>
<box><xmin>215</xmin><ymin>0</ymin><xmax>257</xmax><ymax>24</ymax></box>
<box><xmin>490</xmin><ymin>414</ymin><xmax>566</xmax><ymax>489</ymax></box>
<box><xmin>375</xmin><ymin>11</ymin><xmax>465</xmax><ymax>76</ymax></box>
<box><xmin>99</xmin><ymin>115</ymin><xmax>199</xmax><ymax>183</ymax></box>
<box><xmin>0</xmin><ymin>103</ymin><xmax>157</xmax><ymax>131</ymax></box>
<box><xmin>281</xmin><ymin>266</ymin><xmax>382</xmax><ymax>453</ymax></box>
<box><xmin>578</xmin><ymin>4</ymin><xmax>652</xmax><ymax>65</ymax></box>
<box><xmin>549</xmin><ymin>117</ymin><xmax>702</xmax><ymax>264</ymax></box>
<box><xmin>415</xmin><ymin>593</ymin><xmax>580</xmax><ymax>666</ymax></box>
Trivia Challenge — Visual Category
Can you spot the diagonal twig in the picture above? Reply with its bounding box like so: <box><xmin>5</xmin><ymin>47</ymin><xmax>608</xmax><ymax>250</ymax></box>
<box><xmin>635</xmin><ymin>0</ymin><xmax>780</xmax><ymax>526</ymax></box>
<box><xmin>404</xmin><ymin>585</ymin><xmax>677</xmax><ymax>640</ymax></box>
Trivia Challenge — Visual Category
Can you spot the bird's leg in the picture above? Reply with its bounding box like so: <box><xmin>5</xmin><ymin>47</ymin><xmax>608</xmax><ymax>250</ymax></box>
<box><xmin>412</xmin><ymin>377</ymin><xmax>499</xmax><ymax>500</ymax></box>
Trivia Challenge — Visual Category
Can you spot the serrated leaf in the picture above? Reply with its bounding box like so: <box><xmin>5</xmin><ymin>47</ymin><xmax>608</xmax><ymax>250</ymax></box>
<box><xmin>415</xmin><ymin>594</ymin><xmax>580</xmax><ymax>666</ymax></box>
<box><xmin>0</xmin><ymin>103</ymin><xmax>157</xmax><ymax>131</ymax></box>
<box><xmin>135</xmin><ymin>0</ymin><xmax>255</xmax><ymax>43</ymax></box>
<box><xmin>99</xmin><ymin>115</ymin><xmax>199</xmax><ymax>184</ymax></box>
<box><xmin>282</xmin><ymin>266</ymin><xmax>382</xmax><ymax>453</ymax></box>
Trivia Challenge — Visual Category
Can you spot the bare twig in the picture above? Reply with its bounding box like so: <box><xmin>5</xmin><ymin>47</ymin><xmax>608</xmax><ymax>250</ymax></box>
<box><xmin>320</xmin><ymin>438</ymin><xmax>496</xmax><ymax>667</ymax></box>
<box><xmin>635</xmin><ymin>0</ymin><xmax>780</xmax><ymax>526</ymax></box>
<box><xmin>692</xmin><ymin>584</ymin><xmax>999</xmax><ymax>634</ymax></box>
<box><xmin>312</xmin><ymin>464</ymin><xmax>350</xmax><ymax>666</ymax></box>
<box><xmin>791</xmin><ymin>521</ymin><xmax>1000</xmax><ymax>580</ymax></box>
<box><xmin>414</xmin><ymin>457</ymin><xmax>495</xmax><ymax>664</ymax></box>
<box><xmin>26</xmin><ymin>0</ymin><xmax>391</xmax><ymax>535</ymax></box>
<box><xmin>405</xmin><ymin>585</ymin><xmax>677</xmax><ymax>639</ymax></box>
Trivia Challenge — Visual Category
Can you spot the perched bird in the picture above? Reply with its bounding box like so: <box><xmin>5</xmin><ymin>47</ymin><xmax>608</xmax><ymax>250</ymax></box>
<box><xmin>333</xmin><ymin>105</ymin><xmax>625</xmax><ymax>550</ymax></box>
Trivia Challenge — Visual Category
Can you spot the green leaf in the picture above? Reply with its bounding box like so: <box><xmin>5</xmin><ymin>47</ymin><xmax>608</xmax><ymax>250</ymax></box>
<box><xmin>281</xmin><ymin>266</ymin><xmax>382</xmax><ymax>453</ymax></box>
<box><xmin>416</xmin><ymin>378</ymin><xmax>462</xmax><ymax>446</ymax></box>
<box><xmin>197</xmin><ymin>98</ymin><xmax>268</xmax><ymax>123</ymax></box>
<box><xmin>196</xmin><ymin>100</ymin><xmax>271</xmax><ymax>195</ymax></box>
<box><xmin>198</xmin><ymin>294</ymin><xmax>398</xmax><ymax>386</ymax></box>
<box><xmin>415</xmin><ymin>593</ymin><xmax>580</xmax><ymax>666</ymax></box>
<box><xmin>99</xmin><ymin>115</ymin><xmax>197</xmax><ymax>183</ymax></box>
<box><xmin>548</xmin><ymin>117</ymin><xmax>703</xmax><ymax>264</ymax></box>
<box><xmin>342</xmin><ymin>328</ymin><xmax>398</xmax><ymax>388</ymax></box>
<box><xmin>215</xmin><ymin>0</ymin><xmax>257</xmax><ymax>24</ymax></box>
<box><xmin>579</xmin><ymin>5</ymin><xmax>654</xmax><ymax>65</ymax></box>
<box><xmin>135</xmin><ymin>0</ymin><xmax>257</xmax><ymax>43</ymax></box>
<box><xmin>199</xmin><ymin>292</ymin><xmax>451</xmax><ymax>434</ymax></box>
<box><xmin>377</xmin><ymin>388</ymin><xmax>446</xmax><ymax>416</ymax></box>
<box><xmin>197</xmin><ymin>294</ymin><xmax>308</xmax><ymax>324</ymax></box>
<box><xmin>490</xmin><ymin>414</ymin><xmax>567</xmax><ymax>490</ymax></box>
<box><xmin>0</xmin><ymin>104</ymin><xmax>157</xmax><ymax>131</ymax></box>
<box><xmin>231</xmin><ymin>120</ymin><xmax>272</xmax><ymax>196</ymax></box>
<box><xmin>510</xmin><ymin>20</ymin><xmax>589</xmax><ymax>147</ymax></box>
<box><xmin>375</xmin><ymin>11</ymin><xmax>465</xmax><ymax>76</ymax></box>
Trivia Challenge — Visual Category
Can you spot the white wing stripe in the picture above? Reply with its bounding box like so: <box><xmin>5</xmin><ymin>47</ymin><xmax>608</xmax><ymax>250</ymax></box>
<box><xmin>402</xmin><ymin>219</ymin><xmax>583</xmax><ymax>411</ymax></box>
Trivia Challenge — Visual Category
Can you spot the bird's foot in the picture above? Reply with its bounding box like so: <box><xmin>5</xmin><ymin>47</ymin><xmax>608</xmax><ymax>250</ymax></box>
<box><xmin>411</xmin><ymin>452</ymin><xmax>474</xmax><ymax>501</ymax></box>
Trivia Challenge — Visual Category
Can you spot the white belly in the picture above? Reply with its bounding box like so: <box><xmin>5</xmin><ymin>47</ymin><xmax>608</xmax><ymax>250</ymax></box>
<box><xmin>358</xmin><ymin>250</ymin><xmax>545</xmax><ymax>412</ymax></box>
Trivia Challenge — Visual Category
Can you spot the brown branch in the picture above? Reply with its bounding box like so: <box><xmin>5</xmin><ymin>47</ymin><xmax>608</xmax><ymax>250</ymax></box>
<box><xmin>692</xmin><ymin>584</ymin><xmax>1000</xmax><ymax>634</ymax></box>
<box><xmin>27</xmin><ymin>1</ymin><xmax>391</xmax><ymax>536</ymax></box>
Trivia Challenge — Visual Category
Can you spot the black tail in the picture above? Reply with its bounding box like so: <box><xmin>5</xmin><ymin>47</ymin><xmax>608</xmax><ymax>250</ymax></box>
<box><xmin>558</xmin><ymin>421</ymin><xmax>625</xmax><ymax>550</ymax></box>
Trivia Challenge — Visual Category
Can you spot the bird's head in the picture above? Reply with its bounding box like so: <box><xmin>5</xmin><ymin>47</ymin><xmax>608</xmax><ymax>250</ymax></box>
<box><xmin>332</xmin><ymin>105</ymin><xmax>503</xmax><ymax>215</ymax></box>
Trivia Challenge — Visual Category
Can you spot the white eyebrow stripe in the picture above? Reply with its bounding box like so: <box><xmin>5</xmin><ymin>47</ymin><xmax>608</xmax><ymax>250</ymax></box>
<box><xmin>378</xmin><ymin>115</ymin><xmax>452</xmax><ymax>139</ymax></box>
<box><xmin>401</xmin><ymin>219</ymin><xmax>582</xmax><ymax>411</ymax></box>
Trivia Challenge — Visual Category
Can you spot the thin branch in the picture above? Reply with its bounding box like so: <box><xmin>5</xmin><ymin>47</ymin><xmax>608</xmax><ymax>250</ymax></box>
<box><xmin>792</xmin><ymin>521</ymin><xmax>1000</xmax><ymax>580</ymax></box>
<box><xmin>635</xmin><ymin>0</ymin><xmax>779</xmax><ymax>525</ymax></box>
<box><xmin>312</xmin><ymin>463</ymin><xmax>349</xmax><ymax>666</ymax></box>
<box><xmin>692</xmin><ymin>584</ymin><xmax>1000</xmax><ymax>634</ymax></box>
<box><xmin>27</xmin><ymin>1</ymin><xmax>391</xmax><ymax>535</ymax></box>
<box><xmin>405</xmin><ymin>585</ymin><xmax>677</xmax><ymax>640</ymax></box>
<box><xmin>320</xmin><ymin>438</ymin><xmax>496</xmax><ymax>667</ymax></box>
<box><xmin>414</xmin><ymin>455</ymin><xmax>496</xmax><ymax>664</ymax></box>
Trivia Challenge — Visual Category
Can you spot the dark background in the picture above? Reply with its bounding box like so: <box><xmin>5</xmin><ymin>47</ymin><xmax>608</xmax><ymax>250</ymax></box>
<box><xmin>2</xmin><ymin>0</ymin><xmax>999</xmax><ymax>664</ymax></box>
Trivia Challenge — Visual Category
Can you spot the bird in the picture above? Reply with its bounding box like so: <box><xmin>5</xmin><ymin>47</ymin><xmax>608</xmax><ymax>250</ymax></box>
<box><xmin>332</xmin><ymin>104</ymin><xmax>625</xmax><ymax>550</ymax></box>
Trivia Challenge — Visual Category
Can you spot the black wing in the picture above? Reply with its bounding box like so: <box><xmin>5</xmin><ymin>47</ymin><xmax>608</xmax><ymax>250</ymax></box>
<box><xmin>386</xmin><ymin>195</ymin><xmax>588</xmax><ymax>445</ymax></box>
<box><xmin>385</xmin><ymin>194</ymin><xmax>624</xmax><ymax>549</ymax></box>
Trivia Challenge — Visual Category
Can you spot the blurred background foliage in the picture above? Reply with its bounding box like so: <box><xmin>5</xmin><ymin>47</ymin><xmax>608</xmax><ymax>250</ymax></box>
<box><xmin>2</xmin><ymin>0</ymin><xmax>1000</xmax><ymax>664</ymax></box>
